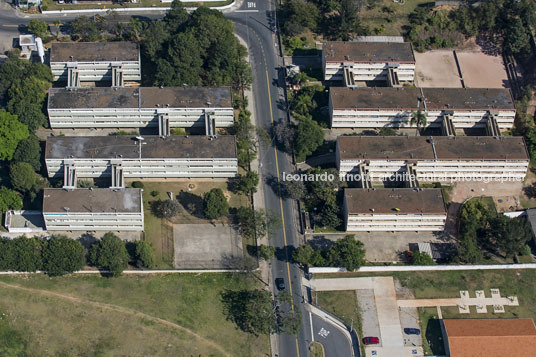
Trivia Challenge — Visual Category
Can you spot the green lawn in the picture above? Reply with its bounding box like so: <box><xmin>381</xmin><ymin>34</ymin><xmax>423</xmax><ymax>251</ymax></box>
<box><xmin>41</xmin><ymin>0</ymin><xmax>233</xmax><ymax>11</ymax></box>
<box><xmin>0</xmin><ymin>273</ymin><xmax>269</xmax><ymax>356</ymax></box>
<box><xmin>139</xmin><ymin>180</ymin><xmax>248</xmax><ymax>269</ymax></box>
<box><xmin>418</xmin><ymin>307</ymin><xmax>445</xmax><ymax>356</ymax></box>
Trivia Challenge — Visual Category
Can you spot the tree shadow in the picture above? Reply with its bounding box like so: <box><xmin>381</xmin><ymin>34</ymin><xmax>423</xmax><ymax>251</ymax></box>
<box><xmin>307</xmin><ymin>235</ymin><xmax>334</xmax><ymax>251</ymax></box>
<box><xmin>265</xmin><ymin>175</ymin><xmax>283</xmax><ymax>198</ymax></box>
<box><xmin>176</xmin><ymin>190</ymin><xmax>204</xmax><ymax>219</ymax></box>
<box><xmin>78</xmin><ymin>233</ymin><xmax>98</xmax><ymax>249</ymax></box>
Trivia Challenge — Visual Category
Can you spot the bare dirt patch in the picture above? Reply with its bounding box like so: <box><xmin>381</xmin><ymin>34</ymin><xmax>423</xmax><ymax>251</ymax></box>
<box><xmin>414</xmin><ymin>50</ymin><xmax>462</xmax><ymax>88</ymax></box>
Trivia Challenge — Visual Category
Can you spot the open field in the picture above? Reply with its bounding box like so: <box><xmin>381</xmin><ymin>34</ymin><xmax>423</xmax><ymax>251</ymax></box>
<box><xmin>0</xmin><ymin>273</ymin><xmax>269</xmax><ymax>356</ymax></box>
<box><xmin>140</xmin><ymin>180</ymin><xmax>248</xmax><ymax>268</ymax></box>
<box><xmin>359</xmin><ymin>0</ymin><xmax>431</xmax><ymax>36</ymax></box>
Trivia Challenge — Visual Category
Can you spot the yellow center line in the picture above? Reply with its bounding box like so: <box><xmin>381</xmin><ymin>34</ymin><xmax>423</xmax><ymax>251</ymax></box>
<box><xmin>253</xmin><ymin>25</ymin><xmax>300</xmax><ymax>356</ymax></box>
<box><xmin>2</xmin><ymin>24</ymin><xmax>19</xmax><ymax>28</ymax></box>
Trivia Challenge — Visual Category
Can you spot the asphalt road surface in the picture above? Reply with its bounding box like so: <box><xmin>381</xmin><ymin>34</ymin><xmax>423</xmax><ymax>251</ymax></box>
<box><xmin>0</xmin><ymin>1</ymin><xmax>355</xmax><ymax>355</ymax></box>
<box><xmin>310</xmin><ymin>313</ymin><xmax>354</xmax><ymax>357</ymax></box>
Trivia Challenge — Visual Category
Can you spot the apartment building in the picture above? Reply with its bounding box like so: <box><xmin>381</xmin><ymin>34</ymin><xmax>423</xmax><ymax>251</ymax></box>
<box><xmin>42</xmin><ymin>188</ymin><xmax>144</xmax><ymax>231</ymax></box>
<box><xmin>323</xmin><ymin>41</ymin><xmax>416</xmax><ymax>85</ymax></box>
<box><xmin>47</xmin><ymin>86</ymin><xmax>234</xmax><ymax>129</ymax></box>
<box><xmin>45</xmin><ymin>135</ymin><xmax>238</xmax><ymax>180</ymax></box>
<box><xmin>50</xmin><ymin>42</ymin><xmax>141</xmax><ymax>83</ymax></box>
<box><xmin>329</xmin><ymin>87</ymin><xmax>516</xmax><ymax>130</ymax></box>
<box><xmin>344</xmin><ymin>188</ymin><xmax>447</xmax><ymax>231</ymax></box>
<box><xmin>336</xmin><ymin>136</ymin><xmax>529</xmax><ymax>183</ymax></box>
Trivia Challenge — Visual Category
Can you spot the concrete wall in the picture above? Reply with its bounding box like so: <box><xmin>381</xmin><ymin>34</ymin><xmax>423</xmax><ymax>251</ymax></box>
<box><xmin>50</xmin><ymin>61</ymin><xmax>141</xmax><ymax>82</ymax></box>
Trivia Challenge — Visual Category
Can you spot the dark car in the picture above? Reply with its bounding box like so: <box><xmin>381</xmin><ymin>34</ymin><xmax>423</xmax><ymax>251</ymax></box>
<box><xmin>363</xmin><ymin>337</ymin><xmax>380</xmax><ymax>345</ymax></box>
<box><xmin>275</xmin><ymin>278</ymin><xmax>286</xmax><ymax>291</ymax></box>
<box><xmin>404</xmin><ymin>328</ymin><xmax>421</xmax><ymax>335</ymax></box>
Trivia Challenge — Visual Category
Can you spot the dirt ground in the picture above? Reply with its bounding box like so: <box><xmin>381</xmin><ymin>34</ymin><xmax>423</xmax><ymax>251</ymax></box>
<box><xmin>457</xmin><ymin>51</ymin><xmax>509</xmax><ymax>88</ymax></box>
<box><xmin>415</xmin><ymin>50</ymin><xmax>462</xmax><ymax>88</ymax></box>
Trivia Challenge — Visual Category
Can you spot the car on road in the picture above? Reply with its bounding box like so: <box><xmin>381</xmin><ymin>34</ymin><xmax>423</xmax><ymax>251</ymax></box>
<box><xmin>363</xmin><ymin>337</ymin><xmax>380</xmax><ymax>345</ymax></box>
<box><xmin>275</xmin><ymin>278</ymin><xmax>285</xmax><ymax>291</ymax></box>
<box><xmin>404</xmin><ymin>328</ymin><xmax>421</xmax><ymax>335</ymax></box>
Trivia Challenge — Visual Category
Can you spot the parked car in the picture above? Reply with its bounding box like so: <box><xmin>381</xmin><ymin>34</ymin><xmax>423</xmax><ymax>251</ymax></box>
<box><xmin>275</xmin><ymin>278</ymin><xmax>286</xmax><ymax>291</ymax></box>
<box><xmin>363</xmin><ymin>337</ymin><xmax>380</xmax><ymax>345</ymax></box>
<box><xmin>404</xmin><ymin>328</ymin><xmax>421</xmax><ymax>335</ymax></box>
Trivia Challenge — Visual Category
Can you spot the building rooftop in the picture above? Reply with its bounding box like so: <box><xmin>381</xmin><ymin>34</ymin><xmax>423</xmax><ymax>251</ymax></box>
<box><xmin>330</xmin><ymin>87</ymin><xmax>515</xmax><ymax>110</ymax></box>
<box><xmin>337</xmin><ymin>136</ymin><xmax>529</xmax><ymax>161</ymax></box>
<box><xmin>45</xmin><ymin>135</ymin><xmax>237</xmax><ymax>160</ymax></box>
<box><xmin>323</xmin><ymin>41</ymin><xmax>415</xmax><ymax>63</ymax></box>
<box><xmin>50</xmin><ymin>41</ymin><xmax>140</xmax><ymax>62</ymax></box>
<box><xmin>345</xmin><ymin>188</ymin><xmax>446</xmax><ymax>215</ymax></box>
<box><xmin>47</xmin><ymin>87</ymin><xmax>233</xmax><ymax>109</ymax></box>
<box><xmin>42</xmin><ymin>188</ymin><xmax>142</xmax><ymax>213</ymax></box>
<box><xmin>442</xmin><ymin>318</ymin><xmax>536</xmax><ymax>357</ymax></box>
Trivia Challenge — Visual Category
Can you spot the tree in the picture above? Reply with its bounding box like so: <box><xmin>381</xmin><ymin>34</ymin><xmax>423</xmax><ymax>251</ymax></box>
<box><xmin>42</xmin><ymin>235</ymin><xmax>85</xmax><ymax>276</ymax></box>
<box><xmin>410</xmin><ymin>110</ymin><xmax>427</xmax><ymax>134</ymax></box>
<box><xmin>257</xmin><ymin>245</ymin><xmax>276</xmax><ymax>261</ymax></box>
<box><xmin>293</xmin><ymin>244</ymin><xmax>315</xmax><ymax>266</ymax></box>
<box><xmin>203</xmin><ymin>188</ymin><xmax>229</xmax><ymax>220</ymax></box>
<box><xmin>503</xmin><ymin>17</ymin><xmax>530</xmax><ymax>54</ymax></box>
<box><xmin>152</xmin><ymin>199</ymin><xmax>182</xmax><ymax>219</ymax></box>
<box><xmin>13</xmin><ymin>135</ymin><xmax>41</xmax><ymax>171</ymax></box>
<box><xmin>134</xmin><ymin>241</ymin><xmax>154</xmax><ymax>269</ymax></box>
<box><xmin>71</xmin><ymin>16</ymin><xmax>100</xmax><ymax>42</ymax></box>
<box><xmin>235</xmin><ymin>171</ymin><xmax>259</xmax><ymax>195</ymax></box>
<box><xmin>275</xmin><ymin>292</ymin><xmax>302</xmax><ymax>335</ymax></box>
<box><xmin>320</xmin><ymin>203</ymin><xmax>342</xmax><ymax>229</ymax></box>
<box><xmin>28</xmin><ymin>19</ymin><xmax>48</xmax><ymax>39</ymax></box>
<box><xmin>164</xmin><ymin>0</ymin><xmax>189</xmax><ymax>33</ymax></box>
<box><xmin>237</xmin><ymin>207</ymin><xmax>280</xmax><ymax>239</ymax></box>
<box><xmin>409</xmin><ymin>251</ymin><xmax>435</xmax><ymax>265</ymax></box>
<box><xmin>89</xmin><ymin>232</ymin><xmax>129</xmax><ymax>276</ymax></box>
<box><xmin>0</xmin><ymin>110</ymin><xmax>30</xmax><ymax>161</ymax></box>
<box><xmin>326</xmin><ymin>235</ymin><xmax>366</xmax><ymax>271</ymax></box>
<box><xmin>10</xmin><ymin>162</ymin><xmax>38</xmax><ymax>193</ymax></box>
<box><xmin>273</xmin><ymin>119</ymin><xmax>296</xmax><ymax>153</ymax></box>
<box><xmin>458</xmin><ymin>229</ymin><xmax>483</xmax><ymax>263</ymax></box>
<box><xmin>11</xmin><ymin>236</ymin><xmax>43</xmax><ymax>272</ymax></box>
<box><xmin>221</xmin><ymin>289</ymin><xmax>275</xmax><ymax>335</ymax></box>
<box><xmin>490</xmin><ymin>215</ymin><xmax>532</xmax><ymax>258</ymax></box>
<box><xmin>337</xmin><ymin>0</ymin><xmax>361</xmax><ymax>40</ymax></box>
<box><xmin>281</xmin><ymin>179</ymin><xmax>306</xmax><ymax>200</ymax></box>
<box><xmin>280</xmin><ymin>0</ymin><xmax>320</xmax><ymax>36</ymax></box>
<box><xmin>127</xmin><ymin>17</ymin><xmax>143</xmax><ymax>42</ymax></box>
<box><xmin>295</xmin><ymin>115</ymin><xmax>324</xmax><ymax>162</ymax></box>
<box><xmin>7</xmin><ymin>76</ymin><xmax>51</xmax><ymax>131</ymax></box>
<box><xmin>0</xmin><ymin>186</ymin><xmax>22</xmax><ymax>212</ymax></box>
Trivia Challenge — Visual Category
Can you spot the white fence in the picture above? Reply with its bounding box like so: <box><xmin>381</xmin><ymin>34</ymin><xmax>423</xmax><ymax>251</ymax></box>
<box><xmin>309</xmin><ymin>263</ymin><xmax>536</xmax><ymax>274</ymax></box>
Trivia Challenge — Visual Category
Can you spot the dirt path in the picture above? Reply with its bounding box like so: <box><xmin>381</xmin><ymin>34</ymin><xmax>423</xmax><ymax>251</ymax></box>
<box><xmin>0</xmin><ymin>280</ymin><xmax>231</xmax><ymax>357</ymax></box>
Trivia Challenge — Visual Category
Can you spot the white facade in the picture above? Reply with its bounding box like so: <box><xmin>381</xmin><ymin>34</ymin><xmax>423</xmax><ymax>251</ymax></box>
<box><xmin>43</xmin><ymin>211</ymin><xmax>144</xmax><ymax>231</ymax></box>
<box><xmin>47</xmin><ymin>107</ymin><xmax>235</xmax><ymax>129</ymax></box>
<box><xmin>345</xmin><ymin>213</ymin><xmax>447</xmax><ymax>231</ymax></box>
<box><xmin>324</xmin><ymin>61</ymin><xmax>416</xmax><ymax>83</ymax></box>
<box><xmin>46</xmin><ymin>157</ymin><xmax>238</xmax><ymax>179</ymax></box>
<box><xmin>50</xmin><ymin>61</ymin><xmax>141</xmax><ymax>83</ymax></box>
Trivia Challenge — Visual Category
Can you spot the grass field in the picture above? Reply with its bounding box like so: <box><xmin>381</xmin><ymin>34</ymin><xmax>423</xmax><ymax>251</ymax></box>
<box><xmin>0</xmin><ymin>273</ymin><xmax>269</xmax><ymax>356</ymax></box>
<box><xmin>418</xmin><ymin>307</ymin><xmax>445</xmax><ymax>355</ymax></box>
<box><xmin>359</xmin><ymin>0</ymin><xmax>432</xmax><ymax>36</ymax></box>
<box><xmin>140</xmin><ymin>180</ymin><xmax>248</xmax><ymax>268</ymax></box>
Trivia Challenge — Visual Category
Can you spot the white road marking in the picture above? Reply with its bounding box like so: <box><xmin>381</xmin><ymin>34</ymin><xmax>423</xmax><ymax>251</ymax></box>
<box><xmin>318</xmin><ymin>327</ymin><xmax>330</xmax><ymax>338</ymax></box>
<box><xmin>309</xmin><ymin>312</ymin><xmax>314</xmax><ymax>342</ymax></box>
<box><xmin>235</xmin><ymin>10</ymin><xmax>259</xmax><ymax>12</ymax></box>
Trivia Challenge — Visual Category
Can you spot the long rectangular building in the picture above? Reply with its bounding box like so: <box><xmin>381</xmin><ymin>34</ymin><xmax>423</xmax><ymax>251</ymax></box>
<box><xmin>45</xmin><ymin>135</ymin><xmax>238</xmax><ymax>179</ymax></box>
<box><xmin>42</xmin><ymin>188</ymin><xmax>144</xmax><ymax>231</ymax></box>
<box><xmin>329</xmin><ymin>87</ymin><xmax>516</xmax><ymax>130</ymax></box>
<box><xmin>337</xmin><ymin>136</ymin><xmax>529</xmax><ymax>183</ymax></box>
<box><xmin>323</xmin><ymin>41</ymin><xmax>416</xmax><ymax>84</ymax></box>
<box><xmin>47</xmin><ymin>87</ymin><xmax>234</xmax><ymax>129</ymax></box>
<box><xmin>344</xmin><ymin>188</ymin><xmax>447</xmax><ymax>231</ymax></box>
<box><xmin>50</xmin><ymin>42</ymin><xmax>141</xmax><ymax>83</ymax></box>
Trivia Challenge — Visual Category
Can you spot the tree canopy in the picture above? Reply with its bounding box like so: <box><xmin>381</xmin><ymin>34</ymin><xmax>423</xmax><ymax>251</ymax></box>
<box><xmin>13</xmin><ymin>135</ymin><xmax>41</xmax><ymax>171</ymax></box>
<box><xmin>28</xmin><ymin>19</ymin><xmax>48</xmax><ymax>39</ymax></box>
<box><xmin>42</xmin><ymin>235</ymin><xmax>86</xmax><ymax>276</ymax></box>
<box><xmin>141</xmin><ymin>2</ymin><xmax>251</xmax><ymax>91</ymax></box>
<box><xmin>0</xmin><ymin>186</ymin><xmax>23</xmax><ymax>212</ymax></box>
<box><xmin>0</xmin><ymin>110</ymin><xmax>29</xmax><ymax>161</ymax></box>
<box><xmin>89</xmin><ymin>232</ymin><xmax>129</xmax><ymax>276</ymax></box>
<box><xmin>203</xmin><ymin>188</ymin><xmax>229</xmax><ymax>220</ymax></box>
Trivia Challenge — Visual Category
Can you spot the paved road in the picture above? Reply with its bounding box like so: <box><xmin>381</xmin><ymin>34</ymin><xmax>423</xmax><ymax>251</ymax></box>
<box><xmin>0</xmin><ymin>1</ymin><xmax>357</xmax><ymax>355</ymax></box>
<box><xmin>310</xmin><ymin>313</ymin><xmax>353</xmax><ymax>357</ymax></box>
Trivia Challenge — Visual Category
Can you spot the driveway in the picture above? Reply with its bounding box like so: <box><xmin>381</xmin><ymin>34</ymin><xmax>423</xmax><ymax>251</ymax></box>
<box><xmin>310</xmin><ymin>313</ymin><xmax>354</xmax><ymax>357</ymax></box>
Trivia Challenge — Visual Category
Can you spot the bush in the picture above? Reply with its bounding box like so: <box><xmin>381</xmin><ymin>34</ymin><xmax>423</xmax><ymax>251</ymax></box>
<box><xmin>42</xmin><ymin>235</ymin><xmax>86</xmax><ymax>276</ymax></box>
<box><xmin>131</xmin><ymin>181</ymin><xmax>144</xmax><ymax>189</ymax></box>
<box><xmin>409</xmin><ymin>251</ymin><xmax>435</xmax><ymax>265</ymax></box>
<box><xmin>134</xmin><ymin>241</ymin><xmax>154</xmax><ymax>269</ymax></box>
<box><xmin>150</xmin><ymin>190</ymin><xmax>159</xmax><ymax>197</ymax></box>
<box><xmin>203</xmin><ymin>188</ymin><xmax>229</xmax><ymax>220</ymax></box>
<box><xmin>89</xmin><ymin>232</ymin><xmax>129</xmax><ymax>276</ymax></box>
<box><xmin>152</xmin><ymin>199</ymin><xmax>182</xmax><ymax>219</ymax></box>
<box><xmin>78</xmin><ymin>180</ymin><xmax>95</xmax><ymax>188</ymax></box>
